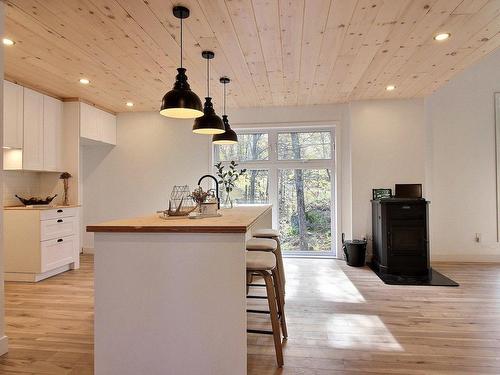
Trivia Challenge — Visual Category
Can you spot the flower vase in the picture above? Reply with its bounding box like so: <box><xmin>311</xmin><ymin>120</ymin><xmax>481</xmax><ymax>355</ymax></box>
<box><xmin>224</xmin><ymin>193</ymin><xmax>234</xmax><ymax>209</ymax></box>
<box><xmin>63</xmin><ymin>179</ymin><xmax>69</xmax><ymax>206</ymax></box>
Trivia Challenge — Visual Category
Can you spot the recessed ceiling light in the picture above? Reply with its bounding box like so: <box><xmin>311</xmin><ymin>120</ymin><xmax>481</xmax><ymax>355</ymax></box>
<box><xmin>79</xmin><ymin>78</ymin><xmax>90</xmax><ymax>85</ymax></box>
<box><xmin>2</xmin><ymin>38</ymin><xmax>15</xmax><ymax>46</ymax></box>
<box><xmin>434</xmin><ymin>33</ymin><xmax>450</xmax><ymax>41</ymax></box>
<box><xmin>386</xmin><ymin>85</ymin><xmax>396</xmax><ymax>91</ymax></box>
<box><xmin>126</xmin><ymin>102</ymin><xmax>134</xmax><ymax>107</ymax></box>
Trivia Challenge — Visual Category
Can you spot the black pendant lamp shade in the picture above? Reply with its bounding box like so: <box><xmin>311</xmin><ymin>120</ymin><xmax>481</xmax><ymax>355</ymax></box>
<box><xmin>192</xmin><ymin>51</ymin><xmax>225</xmax><ymax>135</ymax></box>
<box><xmin>160</xmin><ymin>6</ymin><xmax>203</xmax><ymax>119</ymax></box>
<box><xmin>213</xmin><ymin>77</ymin><xmax>238</xmax><ymax>144</ymax></box>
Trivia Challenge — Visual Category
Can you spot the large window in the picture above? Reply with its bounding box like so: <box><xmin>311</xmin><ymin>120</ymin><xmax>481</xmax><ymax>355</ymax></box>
<box><xmin>214</xmin><ymin>128</ymin><xmax>336</xmax><ymax>256</ymax></box>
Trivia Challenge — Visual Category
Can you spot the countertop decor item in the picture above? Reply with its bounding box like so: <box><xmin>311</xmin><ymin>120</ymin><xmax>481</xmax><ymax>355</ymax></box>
<box><xmin>15</xmin><ymin>194</ymin><xmax>57</xmax><ymax>206</ymax></box>
<box><xmin>199</xmin><ymin>196</ymin><xmax>218</xmax><ymax>216</ymax></box>
<box><xmin>159</xmin><ymin>6</ymin><xmax>203</xmax><ymax>119</ymax></box>
<box><xmin>60</xmin><ymin>172</ymin><xmax>72</xmax><ymax>206</ymax></box>
<box><xmin>167</xmin><ymin>185</ymin><xmax>197</xmax><ymax>216</ymax></box>
<box><xmin>212</xmin><ymin>77</ymin><xmax>238</xmax><ymax>144</ymax></box>
<box><xmin>215</xmin><ymin>161</ymin><xmax>246</xmax><ymax>208</ymax></box>
<box><xmin>192</xmin><ymin>51</ymin><xmax>225</xmax><ymax>135</ymax></box>
<box><xmin>197</xmin><ymin>174</ymin><xmax>221</xmax><ymax>209</ymax></box>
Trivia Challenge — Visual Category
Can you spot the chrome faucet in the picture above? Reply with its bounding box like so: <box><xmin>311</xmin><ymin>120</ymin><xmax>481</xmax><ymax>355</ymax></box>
<box><xmin>197</xmin><ymin>174</ymin><xmax>220</xmax><ymax>209</ymax></box>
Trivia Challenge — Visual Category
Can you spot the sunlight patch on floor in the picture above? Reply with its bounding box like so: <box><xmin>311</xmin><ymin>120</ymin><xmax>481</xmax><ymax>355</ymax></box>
<box><xmin>315</xmin><ymin>270</ymin><xmax>366</xmax><ymax>303</ymax></box>
<box><xmin>283</xmin><ymin>261</ymin><xmax>366</xmax><ymax>303</ymax></box>
<box><xmin>327</xmin><ymin>314</ymin><xmax>403</xmax><ymax>351</ymax></box>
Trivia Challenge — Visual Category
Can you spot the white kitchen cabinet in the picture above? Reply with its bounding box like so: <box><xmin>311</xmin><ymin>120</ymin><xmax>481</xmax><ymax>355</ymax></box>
<box><xmin>3</xmin><ymin>80</ymin><xmax>23</xmax><ymax>149</ymax></box>
<box><xmin>4</xmin><ymin>206</ymin><xmax>80</xmax><ymax>282</ymax></box>
<box><xmin>80</xmin><ymin>102</ymin><xmax>116</xmax><ymax>145</ymax></box>
<box><xmin>43</xmin><ymin>95</ymin><xmax>63</xmax><ymax>171</ymax></box>
<box><xmin>100</xmin><ymin>110</ymin><xmax>117</xmax><ymax>145</ymax></box>
<box><xmin>23</xmin><ymin>87</ymin><xmax>44</xmax><ymax>171</ymax></box>
<box><xmin>4</xmin><ymin>84</ymin><xmax>65</xmax><ymax>171</ymax></box>
<box><xmin>80</xmin><ymin>102</ymin><xmax>99</xmax><ymax>140</ymax></box>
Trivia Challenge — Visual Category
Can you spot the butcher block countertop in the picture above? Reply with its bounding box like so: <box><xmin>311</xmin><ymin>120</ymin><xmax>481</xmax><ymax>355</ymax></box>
<box><xmin>87</xmin><ymin>205</ymin><xmax>272</xmax><ymax>233</ymax></box>
<box><xmin>4</xmin><ymin>205</ymin><xmax>81</xmax><ymax>210</ymax></box>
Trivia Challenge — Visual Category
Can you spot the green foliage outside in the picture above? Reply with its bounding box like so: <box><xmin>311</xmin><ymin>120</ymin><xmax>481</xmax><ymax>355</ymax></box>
<box><xmin>216</xmin><ymin>131</ymin><xmax>333</xmax><ymax>252</ymax></box>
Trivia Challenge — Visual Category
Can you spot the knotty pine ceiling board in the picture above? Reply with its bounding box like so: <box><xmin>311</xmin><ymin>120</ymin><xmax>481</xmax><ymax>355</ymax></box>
<box><xmin>3</xmin><ymin>0</ymin><xmax>500</xmax><ymax>113</ymax></box>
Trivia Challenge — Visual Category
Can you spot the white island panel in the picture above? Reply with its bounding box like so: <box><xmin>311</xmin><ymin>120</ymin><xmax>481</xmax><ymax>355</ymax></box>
<box><xmin>91</xmin><ymin>206</ymin><xmax>272</xmax><ymax>375</ymax></box>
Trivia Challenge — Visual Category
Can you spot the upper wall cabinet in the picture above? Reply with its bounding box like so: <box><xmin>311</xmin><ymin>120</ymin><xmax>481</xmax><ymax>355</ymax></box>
<box><xmin>3</xmin><ymin>80</ymin><xmax>24</xmax><ymax>149</ymax></box>
<box><xmin>80</xmin><ymin>102</ymin><xmax>116</xmax><ymax>146</ymax></box>
<box><xmin>43</xmin><ymin>95</ymin><xmax>63</xmax><ymax>171</ymax></box>
<box><xmin>23</xmin><ymin>88</ymin><xmax>45</xmax><ymax>171</ymax></box>
<box><xmin>3</xmin><ymin>82</ymin><xmax>65</xmax><ymax>172</ymax></box>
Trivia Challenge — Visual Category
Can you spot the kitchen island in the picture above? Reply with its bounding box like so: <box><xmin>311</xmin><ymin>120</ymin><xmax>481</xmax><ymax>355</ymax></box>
<box><xmin>87</xmin><ymin>205</ymin><xmax>272</xmax><ymax>375</ymax></box>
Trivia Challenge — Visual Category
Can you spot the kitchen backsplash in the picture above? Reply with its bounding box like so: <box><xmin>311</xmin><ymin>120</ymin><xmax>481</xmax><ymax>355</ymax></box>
<box><xmin>3</xmin><ymin>171</ymin><xmax>42</xmax><ymax>206</ymax></box>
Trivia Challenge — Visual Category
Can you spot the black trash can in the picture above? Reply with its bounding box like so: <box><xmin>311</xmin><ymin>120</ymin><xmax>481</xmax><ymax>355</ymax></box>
<box><xmin>342</xmin><ymin>238</ymin><xmax>367</xmax><ymax>267</ymax></box>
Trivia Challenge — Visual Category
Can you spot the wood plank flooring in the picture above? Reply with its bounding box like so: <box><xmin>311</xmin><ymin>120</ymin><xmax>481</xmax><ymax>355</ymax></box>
<box><xmin>2</xmin><ymin>255</ymin><xmax>500</xmax><ymax>374</ymax></box>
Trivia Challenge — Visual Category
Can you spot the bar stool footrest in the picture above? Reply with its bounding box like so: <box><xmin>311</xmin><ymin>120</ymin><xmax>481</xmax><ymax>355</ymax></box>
<box><xmin>247</xmin><ymin>309</ymin><xmax>270</xmax><ymax>314</ymax></box>
<box><xmin>247</xmin><ymin>329</ymin><xmax>273</xmax><ymax>335</ymax></box>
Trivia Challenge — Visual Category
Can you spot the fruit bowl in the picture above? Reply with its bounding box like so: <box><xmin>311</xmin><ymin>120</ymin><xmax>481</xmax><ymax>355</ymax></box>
<box><xmin>15</xmin><ymin>194</ymin><xmax>57</xmax><ymax>206</ymax></box>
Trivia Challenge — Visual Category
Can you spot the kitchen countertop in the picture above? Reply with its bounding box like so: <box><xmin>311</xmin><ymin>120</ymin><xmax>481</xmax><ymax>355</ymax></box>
<box><xmin>87</xmin><ymin>205</ymin><xmax>272</xmax><ymax>233</ymax></box>
<box><xmin>4</xmin><ymin>205</ymin><xmax>81</xmax><ymax>210</ymax></box>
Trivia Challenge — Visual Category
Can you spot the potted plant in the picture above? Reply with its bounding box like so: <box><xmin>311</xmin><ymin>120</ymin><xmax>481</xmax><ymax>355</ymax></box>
<box><xmin>215</xmin><ymin>161</ymin><xmax>246</xmax><ymax>208</ymax></box>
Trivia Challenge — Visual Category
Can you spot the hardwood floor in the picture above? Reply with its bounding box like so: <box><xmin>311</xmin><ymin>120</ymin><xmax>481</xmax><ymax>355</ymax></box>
<box><xmin>2</xmin><ymin>255</ymin><xmax>93</xmax><ymax>375</ymax></box>
<box><xmin>2</xmin><ymin>254</ymin><xmax>500</xmax><ymax>374</ymax></box>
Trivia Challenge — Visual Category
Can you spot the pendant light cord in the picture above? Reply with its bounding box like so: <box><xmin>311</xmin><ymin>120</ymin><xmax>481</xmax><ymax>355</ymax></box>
<box><xmin>223</xmin><ymin>81</ymin><xmax>226</xmax><ymax>116</ymax></box>
<box><xmin>180</xmin><ymin>17</ymin><xmax>183</xmax><ymax>69</ymax></box>
<box><xmin>207</xmin><ymin>56</ymin><xmax>210</xmax><ymax>97</ymax></box>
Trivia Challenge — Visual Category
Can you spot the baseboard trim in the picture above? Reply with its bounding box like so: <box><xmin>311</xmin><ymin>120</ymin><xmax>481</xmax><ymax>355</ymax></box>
<box><xmin>82</xmin><ymin>247</ymin><xmax>94</xmax><ymax>255</ymax></box>
<box><xmin>0</xmin><ymin>335</ymin><xmax>8</xmax><ymax>356</ymax></box>
<box><xmin>431</xmin><ymin>253</ymin><xmax>500</xmax><ymax>263</ymax></box>
<box><xmin>5</xmin><ymin>264</ymin><xmax>71</xmax><ymax>282</ymax></box>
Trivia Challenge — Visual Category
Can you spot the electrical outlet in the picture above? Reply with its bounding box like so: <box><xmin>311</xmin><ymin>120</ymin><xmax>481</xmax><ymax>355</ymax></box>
<box><xmin>475</xmin><ymin>233</ymin><xmax>481</xmax><ymax>243</ymax></box>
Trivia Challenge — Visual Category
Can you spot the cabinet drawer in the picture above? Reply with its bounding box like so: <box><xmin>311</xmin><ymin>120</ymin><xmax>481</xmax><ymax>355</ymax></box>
<box><xmin>387</xmin><ymin>204</ymin><xmax>426</xmax><ymax>220</ymax></box>
<box><xmin>40</xmin><ymin>207</ymin><xmax>78</xmax><ymax>221</ymax></box>
<box><xmin>41</xmin><ymin>216</ymin><xmax>78</xmax><ymax>241</ymax></box>
<box><xmin>41</xmin><ymin>236</ymin><xmax>76</xmax><ymax>273</ymax></box>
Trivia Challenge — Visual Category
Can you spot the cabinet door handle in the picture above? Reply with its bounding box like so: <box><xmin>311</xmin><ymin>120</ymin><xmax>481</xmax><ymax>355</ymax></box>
<box><xmin>57</xmin><ymin>238</ymin><xmax>63</xmax><ymax>243</ymax></box>
<box><xmin>57</xmin><ymin>219</ymin><xmax>63</xmax><ymax>223</ymax></box>
<box><xmin>57</xmin><ymin>209</ymin><xmax>63</xmax><ymax>213</ymax></box>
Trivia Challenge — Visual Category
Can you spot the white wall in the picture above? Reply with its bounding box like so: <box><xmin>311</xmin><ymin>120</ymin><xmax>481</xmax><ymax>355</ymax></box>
<box><xmin>230</xmin><ymin>101</ymin><xmax>427</xmax><ymax>251</ymax></box>
<box><xmin>350</xmin><ymin>99</ymin><xmax>426</xmax><ymax>241</ymax></box>
<box><xmin>81</xmin><ymin>101</ymin><xmax>427</xmax><ymax>257</ymax></box>
<box><xmin>82</xmin><ymin>112</ymin><xmax>210</xmax><ymax>248</ymax></box>
<box><xmin>80</xmin><ymin>48</ymin><xmax>500</xmax><ymax>263</ymax></box>
<box><xmin>425</xmin><ymin>48</ymin><xmax>500</xmax><ymax>262</ymax></box>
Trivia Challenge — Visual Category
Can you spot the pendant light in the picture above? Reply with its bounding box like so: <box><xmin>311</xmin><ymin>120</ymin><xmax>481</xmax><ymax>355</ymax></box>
<box><xmin>160</xmin><ymin>6</ymin><xmax>203</xmax><ymax>119</ymax></box>
<box><xmin>192</xmin><ymin>51</ymin><xmax>225</xmax><ymax>135</ymax></box>
<box><xmin>212</xmin><ymin>77</ymin><xmax>238</xmax><ymax>144</ymax></box>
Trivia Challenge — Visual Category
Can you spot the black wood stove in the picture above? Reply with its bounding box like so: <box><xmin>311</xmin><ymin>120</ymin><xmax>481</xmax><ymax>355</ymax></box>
<box><xmin>371</xmin><ymin>198</ymin><xmax>430</xmax><ymax>277</ymax></box>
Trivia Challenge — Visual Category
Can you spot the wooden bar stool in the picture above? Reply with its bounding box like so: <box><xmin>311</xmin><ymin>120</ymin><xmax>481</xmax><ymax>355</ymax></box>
<box><xmin>246</xmin><ymin>251</ymin><xmax>286</xmax><ymax>367</ymax></box>
<box><xmin>252</xmin><ymin>229</ymin><xmax>286</xmax><ymax>292</ymax></box>
<box><xmin>246</xmin><ymin>238</ymin><xmax>285</xmax><ymax>302</ymax></box>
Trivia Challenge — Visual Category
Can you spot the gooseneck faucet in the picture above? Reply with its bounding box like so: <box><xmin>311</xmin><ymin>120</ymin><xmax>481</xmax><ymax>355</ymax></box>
<box><xmin>197</xmin><ymin>174</ymin><xmax>220</xmax><ymax>209</ymax></box>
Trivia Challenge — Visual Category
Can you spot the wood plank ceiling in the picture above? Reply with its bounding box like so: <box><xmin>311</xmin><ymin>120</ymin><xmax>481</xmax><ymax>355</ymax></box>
<box><xmin>3</xmin><ymin>0</ymin><xmax>500</xmax><ymax>113</ymax></box>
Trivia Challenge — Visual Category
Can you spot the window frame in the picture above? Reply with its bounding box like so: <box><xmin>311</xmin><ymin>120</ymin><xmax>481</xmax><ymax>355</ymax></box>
<box><xmin>213</xmin><ymin>126</ymin><xmax>337</xmax><ymax>256</ymax></box>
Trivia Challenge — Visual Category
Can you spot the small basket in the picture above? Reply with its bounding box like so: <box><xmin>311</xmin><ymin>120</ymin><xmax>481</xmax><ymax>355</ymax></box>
<box><xmin>199</xmin><ymin>202</ymin><xmax>218</xmax><ymax>216</ymax></box>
